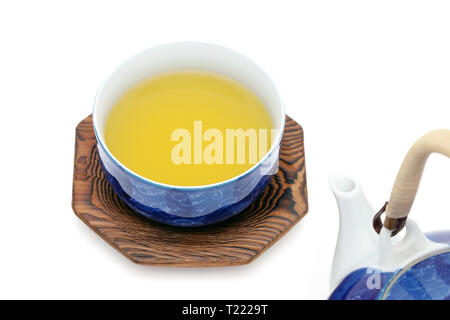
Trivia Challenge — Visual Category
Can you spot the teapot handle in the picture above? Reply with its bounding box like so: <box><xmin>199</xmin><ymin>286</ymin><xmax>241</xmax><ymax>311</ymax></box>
<box><xmin>384</xmin><ymin>130</ymin><xmax>450</xmax><ymax>230</ymax></box>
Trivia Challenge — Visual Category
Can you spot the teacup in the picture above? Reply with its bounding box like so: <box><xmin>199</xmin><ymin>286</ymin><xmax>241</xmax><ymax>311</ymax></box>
<box><xmin>93</xmin><ymin>42</ymin><xmax>285</xmax><ymax>227</ymax></box>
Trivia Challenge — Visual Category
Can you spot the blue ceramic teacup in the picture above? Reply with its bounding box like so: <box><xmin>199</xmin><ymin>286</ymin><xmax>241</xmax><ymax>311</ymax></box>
<box><xmin>93</xmin><ymin>42</ymin><xmax>285</xmax><ymax>227</ymax></box>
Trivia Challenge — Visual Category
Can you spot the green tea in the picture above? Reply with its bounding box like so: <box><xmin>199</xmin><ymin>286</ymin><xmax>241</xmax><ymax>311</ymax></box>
<box><xmin>105</xmin><ymin>70</ymin><xmax>273</xmax><ymax>186</ymax></box>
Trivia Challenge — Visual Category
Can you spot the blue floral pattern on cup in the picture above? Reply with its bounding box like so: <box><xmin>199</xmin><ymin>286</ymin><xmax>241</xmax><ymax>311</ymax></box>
<box><xmin>97</xmin><ymin>143</ymin><xmax>279</xmax><ymax>227</ymax></box>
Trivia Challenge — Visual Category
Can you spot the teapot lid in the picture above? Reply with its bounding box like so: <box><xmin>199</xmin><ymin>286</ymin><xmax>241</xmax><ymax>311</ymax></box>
<box><xmin>381</xmin><ymin>249</ymin><xmax>450</xmax><ymax>300</ymax></box>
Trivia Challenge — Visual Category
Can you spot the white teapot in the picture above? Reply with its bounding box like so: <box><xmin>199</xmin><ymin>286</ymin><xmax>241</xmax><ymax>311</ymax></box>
<box><xmin>329</xmin><ymin>130</ymin><xmax>450</xmax><ymax>300</ymax></box>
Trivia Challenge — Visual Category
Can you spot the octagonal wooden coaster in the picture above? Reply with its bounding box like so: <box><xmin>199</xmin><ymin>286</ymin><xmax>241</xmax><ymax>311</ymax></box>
<box><xmin>72</xmin><ymin>114</ymin><xmax>308</xmax><ymax>267</ymax></box>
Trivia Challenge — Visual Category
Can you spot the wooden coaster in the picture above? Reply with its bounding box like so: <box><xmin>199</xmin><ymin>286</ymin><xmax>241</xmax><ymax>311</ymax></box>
<box><xmin>72</xmin><ymin>115</ymin><xmax>308</xmax><ymax>267</ymax></box>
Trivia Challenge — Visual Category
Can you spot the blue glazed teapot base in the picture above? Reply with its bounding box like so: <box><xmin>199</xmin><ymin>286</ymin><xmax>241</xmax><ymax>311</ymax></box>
<box><xmin>330</xmin><ymin>232</ymin><xmax>450</xmax><ymax>300</ymax></box>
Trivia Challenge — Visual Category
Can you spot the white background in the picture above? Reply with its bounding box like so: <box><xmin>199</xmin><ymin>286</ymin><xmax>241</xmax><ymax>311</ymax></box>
<box><xmin>1</xmin><ymin>1</ymin><xmax>449</xmax><ymax>300</ymax></box>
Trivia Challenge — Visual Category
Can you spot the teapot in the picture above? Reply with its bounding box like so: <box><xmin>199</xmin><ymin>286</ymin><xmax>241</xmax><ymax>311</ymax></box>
<box><xmin>329</xmin><ymin>130</ymin><xmax>450</xmax><ymax>300</ymax></box>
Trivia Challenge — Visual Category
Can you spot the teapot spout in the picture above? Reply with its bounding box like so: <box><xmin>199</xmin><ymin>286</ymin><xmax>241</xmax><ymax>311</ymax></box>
<box><xmin>329</xmin><ymin>175</ymin><xmax>379</xmax><ymax>289</ymax></box>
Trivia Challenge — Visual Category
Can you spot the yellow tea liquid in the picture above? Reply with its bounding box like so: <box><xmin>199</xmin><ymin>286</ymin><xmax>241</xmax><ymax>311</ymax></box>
<box><xmin>105</xmin><ymin>70</ymin><xmax>273</xmax><ymax>186</ymax></box>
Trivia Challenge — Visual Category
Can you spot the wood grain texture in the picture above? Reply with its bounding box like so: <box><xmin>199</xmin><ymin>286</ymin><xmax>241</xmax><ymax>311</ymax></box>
<box><xmin>72</xmin><ymin>114</ymin><xmax>308</xmax><ymax>267</ymax></box>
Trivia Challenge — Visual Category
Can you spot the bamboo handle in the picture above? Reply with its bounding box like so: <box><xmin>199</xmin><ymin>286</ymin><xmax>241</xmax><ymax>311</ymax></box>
<box><xmin>385</xmin><ymin>130</ymin><xmax>450</xmax><ymax>221</ymax></box>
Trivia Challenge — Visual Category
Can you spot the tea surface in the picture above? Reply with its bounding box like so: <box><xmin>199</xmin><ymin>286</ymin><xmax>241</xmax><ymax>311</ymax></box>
<box><xmin>105</xmin><ymin>70</ymin><xmax>273</xmax><ymax>186</ymax></box>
